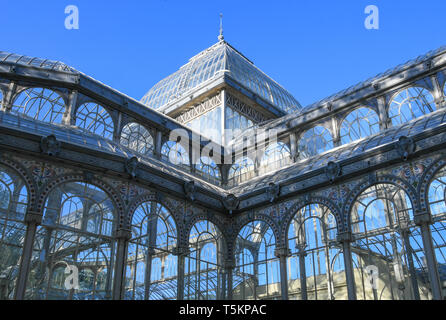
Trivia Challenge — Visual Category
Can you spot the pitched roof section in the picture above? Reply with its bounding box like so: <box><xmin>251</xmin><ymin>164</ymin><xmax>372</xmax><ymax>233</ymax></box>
<box><xmin>0</xmin><ymin>51</ymin><xmax>78</xmax><ymax>73</ymax></box>
<box><xmin>141</xmin><ymin>40</ymin><xmax>302</xmax><ymax>114</ymax></box>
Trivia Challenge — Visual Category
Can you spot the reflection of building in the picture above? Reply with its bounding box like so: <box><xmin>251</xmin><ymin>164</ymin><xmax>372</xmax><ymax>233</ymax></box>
<box><xmin>0</xmin><ymin>36</ymin><xmax>446</xmax><ymax>300</ymax></box>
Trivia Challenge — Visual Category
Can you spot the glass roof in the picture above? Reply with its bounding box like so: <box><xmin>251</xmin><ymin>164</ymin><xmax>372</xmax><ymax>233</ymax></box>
<box><xmin>0</xmin><ymin>110</ymin><xmax>223</xmax><ymax>193</ymax></box>
<box><xmin>141</xmin><ymin>40</ymin><xmax>302</xmax><ymax>114</ymax></box>
<box><xmin>231</xmin><ymin>107</ymin><xmax>446</xmax><ymax>194</ymax></box>
<box><xmin>0</xmin><ymin>51</ymin><xmax>77</xmax><ymax>73</ymax></box>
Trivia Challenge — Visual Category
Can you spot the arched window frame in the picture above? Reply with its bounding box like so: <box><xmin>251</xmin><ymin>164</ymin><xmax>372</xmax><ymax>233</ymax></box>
<box><xmin>388</xmin><ymin>86</ymin><xmax>436</xmax><ymax>126</ymax></box>
<box><xmin>186</xmin><ymin>220</ymin><xmax>225</xmax><ymax>300</ymax></box>
<box><xmin>229</xmin><ymin>157</ymin><xmax>255</xmax><ymax>185</ymax></box>
<box><xmin>125</xmin><ymin>201</ymin><xmax>177</xmax><ymax>300</ymax></box>
<box><xmin>26</xmin><ymin>181</ymin><xmax>117</xmax><ymax>300</ymax></box>
<box><xmin>75</xmin><ymin>102</ymin><xmax>115</xmax><ymax>140</ymax></box>
<box><xmin>120</xmin><ymin>122</ymin><xmax>154</xmax><ymax>156</ymax></box>
<box><xmin>11</xmin><ymin>87</ymin><xmax>66</xmax><ymax>124</ymax></box>
<box><xmin>340</xmin><ymin>107</ymin><xmax>380</xmax><ymax>145</ymax></box>
<box><xmin>234</xmin><ymin>220</ymin><xmax>280</xmax><ymax>300</ymax></box>
<box><xmin>298</xmin><ymin>126</ymin><xmax>333</xmax><ymax>159</ymax></box>
<box><xmin>260</xmin><ymin>141</ymin><xmax>292</xmax><ymax>172</ymax></box>
<box><xmin>286</xmin><ymin>204</ymin><xmax>340</xmax><ymax>300</ymax></box>
<box><xmin>0</xmin><ymin>165</ymin><xmax>28</xmax><ymax>300</ymax></box>
<box><xmin>349</xmin><ymin>183</ymin><xmax>428</xmax><ymax>300</ymax></box>
<box><xmin>195</xmin><ymin>156</ymin><xmax>220</xmax><ymax>181</ymax></box>
<box><xmin>161</xmin><ymin>141</ymin><xmax>190</xmax><ymax>168</ymax></box>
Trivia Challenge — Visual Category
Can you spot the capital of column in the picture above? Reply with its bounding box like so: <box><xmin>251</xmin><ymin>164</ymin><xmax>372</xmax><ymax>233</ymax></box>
<box><xmin>24</xmin><ymin>211</ymin><xmax>42</xmax><ymax>225</ymax></box>
<box><xmin>414</xmin><ymin>212</ymin><xmax>433</xmax><ymax>226</ymax></box>
<box><xmin>172</xmin><ymin>246</ymin><xmax>189</xmax><ymax>257</ymax></box>
<box><xmin>336</xmin><ymin>231</ymin><xmax>353</xmax><ymax>243</ymax></box>
<box><xmin>115</xmin><ymin>229</ymin><xmax>132</xmax><ymax>240</ymax></box>
<box><xmin>274</xmin><ymin>247</ymin><xmax>291</xmax><ymax>259</ymax></box>
<box><xmin>223</xmin><ymin>259</ymin><xmax>235</xmax><ymax>270</ymax></box>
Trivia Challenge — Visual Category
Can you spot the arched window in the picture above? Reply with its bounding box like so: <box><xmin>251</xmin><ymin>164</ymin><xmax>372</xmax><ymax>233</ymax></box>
<box><xmin>125</xmin><ymin>201</ymin><xmax>177</xmax><ymax>300</ymax></box>
<box><xmin>11</xmin><ymin>88</ymin><xmax>66</xmax><ymax>124</ymax></box>
<box><xmin>233</xmin><ymin>220</ymin><xmax>280</xmax><ymax>300</ymax></box>
<box><xmin>120</xmin><ymin>122</ymin><xmax>154</xmax><ymax>155</ymax></box>
<box><xmin>185</xmin><ymin>220</ymin><xmax>225</xmax><ymax>300</ymax></box>
<box><xmin>340</xmin><ymin>107</ymin><xmax>380</xmax><ymax>145</ymax></box>
<box><xmin>75</xmin><ymin>102</ymin><xmax>114</xmax><ymax>139</ymax></box>
<box><xmin>260</xmin><ymin>142</ymin><xmax>291</xmax><ymax>173</ymax></box>
<box><xmin>350</xmin><ymin>184</ymin><xmax>429</xmax><ymax>300</ymax></box>
<box><xmin>195</xmin><ymin>156</ymin><xmax>220</xmax><ymax>181</ymax></box>
<box><xmin>161</xmin><ymin>141</ymin><xmax>190</xmax><ymax>168</ymax></box>
<box><xmin>389</xmin><ymin>87</ymin><xmax>435</xmax><ymax>126</ymax></box>
<box><xmin>298</xmin><ymin>126</ymin><xmax>333</xmax><ymax>159</ymax></box>
<box><xmin>428</xmin><ymin>165</ymin><xmax>446</xmax><ymax>297</ymax></box>
<box><xmin>287</xmin><ymin>204</ymin><xmax>341</xmax><ymax>300</ymax></box>
<box><xmin>229</xmin><ymin>157</ymin><xmax>255</xmax><ymax>186</ymax></box>
<box><xmin>26</xmin><ymin>182</ymin><xmax>116</xmax><ymax>300</ymax></box>
<box><xmin>0</xmin><ymin>165</ymin><xmax>28</xmax><ymax>300</ymax></box>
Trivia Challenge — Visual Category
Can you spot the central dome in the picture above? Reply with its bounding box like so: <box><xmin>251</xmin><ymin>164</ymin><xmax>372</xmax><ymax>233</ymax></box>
<box><xmin>141</xmin><ymin>40</ymin><xmax>302</xmax><ymax>114</ymax></box>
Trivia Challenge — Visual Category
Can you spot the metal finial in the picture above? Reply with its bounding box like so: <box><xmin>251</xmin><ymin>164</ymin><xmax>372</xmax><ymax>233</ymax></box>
<box><xmin>218</xmin><ymin>13</ymin><xmax>224</xmax><ymax>41</ymax></box>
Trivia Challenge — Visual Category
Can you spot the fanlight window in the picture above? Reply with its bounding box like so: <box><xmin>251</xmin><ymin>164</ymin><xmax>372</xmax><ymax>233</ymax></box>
<box><xmin>287</xmin><ymin>204</ymin><xmax>341</xmax><ymax>300</ymax></box>
<box><xmin>260</xmin><ymin>142</ymin><xmax>291</xmax><ymax>172</ymax></box>
<box><xmin>26</xmin><ymin>181</ymin><xmax>116</xmax><ymax>300</ymax></box>
<box><xmin>11</xmin><ymin>88</ymin><xmax>66</xmax><ymax>124</ymax></box>
<box><xmin>350</xmin><ymin>184</ymin><xmax>428</xmax><ymax>300</ymax></box>
<box><xmin>76</xmin><ymin>102</ymin><xmax>114</xmax><ymax>139</ymax></box>
<box><xmin>228</xmin><ymin>157</ymin><xmax>255</xmax><ymax>185</ymax></box>
<box><xmin>298</xmin><ymin>126</ymin><xmax>333</xmax><ymax>159</ymax></box>
<box><xmin>125</xmin><ymin>201</ymin><xmax>177</xmax><ymax>300</ymax></box>
<box><xmin>120</xmin><ymin>122</ymin><xmax>154</xmax><ymax>155</ymax></box>
<box><xmin>340</xmin><ymin>107</ymin><xmax>380</xmax><ymax>145</ymax></box>
<box><xmin>185</xmin><ymin>220</ymin><xmax>225</xmax><ymax>300</ymax></box>
<box><xmin>389</xmin><ymin>87</ymin><xmax>435</xmax><ymax>126</ymax></box>
<box><xmin>196</xmin><ymin>156</ymin><xmax>220</xmax><ymax>180</ymax></box>
<box><xmin>233</xmin><ymin>220</ymin><xmax>280</xmax><ymax>300</ymax></box>
<box><xmin>161</xmin><ymin>141</ymin><xmax>190</xmax><ymax>167</ymax></box>
<box><xmin>0</xmin><ymin>165</ymin><xmax>28</xmax><ymax>300</ymax></box>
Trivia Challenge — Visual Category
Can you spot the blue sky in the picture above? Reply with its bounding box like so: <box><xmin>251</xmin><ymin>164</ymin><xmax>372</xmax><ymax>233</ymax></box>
<box><xmin>1</xmin><ymin>0</ymin><xmax>445</xmax><ymax>107</ymax></box>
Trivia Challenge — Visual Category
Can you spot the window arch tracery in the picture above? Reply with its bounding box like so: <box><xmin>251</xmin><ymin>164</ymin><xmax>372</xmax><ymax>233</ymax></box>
<box><xmin>161</xmin><ymin>141</ymin><xmax>190</xmax><ymax>168</ymax></box>
<box><xmin>120</xmin><ymin>122</ymin><xmax>154</xmax><ymax>155</ymax></box>
<box><xmin>389</xmin><ymin>87</ymin><xmax>435</xmax><ymax>126</ymax></box>
<box><xmin>298</xmin><ymin>126</ymin><xmax>333</xmax><ymax>159</ymax></box>
<box><xmin>75</xmin><ymin>102</ymin><xmax>114</xmax><ymax>139</ymax></box>
<box><xmin>11</xmin><ymin>87</ymin><xmax>66</xmax><ymax>124</ymax></box>
<box><xmin>228</xmin><ymin>157</ymin><xmax>255</xmax><ymax>186</ymax></box>
<box><xmin>340</xmin><ymin>107</ymin><xmax>380</xmax><ymax>145</ymax></box>
<box><xmin>259</xmin><ymin>142</ymin><xmax>291</xmax><ymax>173</ymax></box>
<box><xmin>195</xmin><ymin>156</ymin><xmax>220</xmax><ymax>182</ymax></box>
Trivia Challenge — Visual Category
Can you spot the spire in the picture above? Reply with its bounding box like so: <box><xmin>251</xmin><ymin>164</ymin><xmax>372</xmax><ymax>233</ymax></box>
<box><xmin>218</xmin><ymin>13</ymin><xmax>224</xmax><ymax>41</ymax></box>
